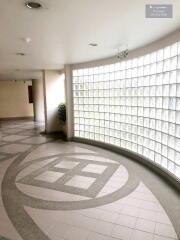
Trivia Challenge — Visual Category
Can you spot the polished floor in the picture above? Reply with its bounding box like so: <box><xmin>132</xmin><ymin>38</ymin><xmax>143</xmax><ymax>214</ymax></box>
<box><xmin>0</xmin><ymin>121</ymin><xmax>179</xmax><ymax>240</ymax></box>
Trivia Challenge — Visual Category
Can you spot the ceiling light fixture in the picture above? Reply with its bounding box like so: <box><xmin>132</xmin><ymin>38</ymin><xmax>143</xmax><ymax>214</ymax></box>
<box><xmin>25</xmin><ymin>1</ymin><xmax>42</xmax><ymax>9</ymax></box>
<box><xmin>89</xmin><ymin>43</ymin><xmax>98</xmax><ymax>47</ymax></box>
<box><xmin>21</xmin><ymin>37</ymin><xmax>32</xmax><ymax>43</ymax></box>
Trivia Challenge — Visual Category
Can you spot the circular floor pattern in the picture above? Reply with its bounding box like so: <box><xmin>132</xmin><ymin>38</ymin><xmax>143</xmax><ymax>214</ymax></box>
<box><xmin>0</xmin><ymin>122</ymin><xmax>179</xmax><ymax>240</ymax></box>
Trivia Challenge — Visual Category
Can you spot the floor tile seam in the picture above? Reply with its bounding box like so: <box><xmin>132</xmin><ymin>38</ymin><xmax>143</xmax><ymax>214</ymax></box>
<box><xmin>47</xmin><ymin>218</ymin><xmax>120</xmax><ymax>240</ymax></box>
<box><xmin>127</xmin><ymin>196</ymin><xmax>162</xmax><ymax>204</ymax></box>
<box><xmin>126</xmin><ymin>203</ymin><xmax>165</xmax><ymax>212</ymax></box>
<box><xmin>120</xmin><ymin>207</ymin><xmax>167</xmax><ymax>221</ymax></box>
<box><xmin>80</xmin><ymin>207</ymin><xmax>173</xmax><ymax>227</ymax></box>
<box><xmin>154</xmin><ymin>222</ymin><xmax>178</xmax><ymax>239</ymax></box>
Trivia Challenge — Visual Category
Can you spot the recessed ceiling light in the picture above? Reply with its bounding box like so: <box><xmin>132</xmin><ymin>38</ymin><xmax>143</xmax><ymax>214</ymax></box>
<box><xmin>22</xmin><ymin>37</ymin><xmax>32</xmax><ymax>43</ymax></box>
<box><xmin>89</xmin><ymin>43</ymin><xmax>98</xmax><ymax>47</ymax></box>
<box><xmin>16</xmin><ymin>53</ymin><xmax>26</xmax><ymax>56</ymax></box>
<box><xmin>25</xmin><ymin>1</ymin><xmax>42</xmax><ymax>9</ymax></box>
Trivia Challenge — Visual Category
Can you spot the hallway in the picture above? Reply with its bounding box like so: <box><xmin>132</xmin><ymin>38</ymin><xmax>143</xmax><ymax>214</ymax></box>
<box><xmin>0</xmin><ymin>121</ymin><xmax>179</xmax><ymax>240</ymax></box>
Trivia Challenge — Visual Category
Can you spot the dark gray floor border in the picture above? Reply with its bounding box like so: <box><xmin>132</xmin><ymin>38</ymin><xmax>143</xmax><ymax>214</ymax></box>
<box><xmin>73</xmin><ymin>137</ymin><xmax>180</xmax><ymax>193</ymax></box>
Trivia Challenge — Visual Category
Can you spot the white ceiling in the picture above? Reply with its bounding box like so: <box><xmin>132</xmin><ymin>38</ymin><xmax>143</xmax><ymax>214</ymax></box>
<box><xmin>0</xmin><ymin>0</ymin><xmax>180</xmax><ymax>80</ymax></box>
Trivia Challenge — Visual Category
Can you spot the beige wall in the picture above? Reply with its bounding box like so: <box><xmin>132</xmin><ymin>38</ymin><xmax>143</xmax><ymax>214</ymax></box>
<box><xmin>32</xmin><ymin>79</ymin><xmax>45</xmax><ymax>122</ymax></box>
<box><xmin>43</xmin><ymin>70</ymin><xmax>65</xmax><ymax>133</ymax></box>
<box><xmin>0</xmin><ymin>80</ymin><xmax>33</xmax><ymax>118</ymax></box>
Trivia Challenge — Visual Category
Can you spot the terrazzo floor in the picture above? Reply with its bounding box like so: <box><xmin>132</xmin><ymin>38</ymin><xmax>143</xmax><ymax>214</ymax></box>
<box><xmin>0</xmin><ymin>120</ymin><xmax>179</xmax><ymax>240</ymax></box>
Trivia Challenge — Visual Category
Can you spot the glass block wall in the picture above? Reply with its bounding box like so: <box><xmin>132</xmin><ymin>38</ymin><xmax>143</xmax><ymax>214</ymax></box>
<box><xmin>72</xmin><ymin>42</ymin><xmax>180</xmax><ymax>180</ymax></box>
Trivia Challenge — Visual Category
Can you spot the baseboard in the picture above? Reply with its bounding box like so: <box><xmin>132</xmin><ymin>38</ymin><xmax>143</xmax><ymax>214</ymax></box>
<box><xmin>0</xmin><ymin>116</ymin><xmax>34</xmax><ymax>121</ymax></box>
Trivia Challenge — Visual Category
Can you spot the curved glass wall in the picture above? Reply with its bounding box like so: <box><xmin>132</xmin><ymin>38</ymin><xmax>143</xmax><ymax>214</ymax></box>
<box><xmin>72</xmin><ymin>41</ymin><xmax>180</xmax><ymax>181</ymax></box>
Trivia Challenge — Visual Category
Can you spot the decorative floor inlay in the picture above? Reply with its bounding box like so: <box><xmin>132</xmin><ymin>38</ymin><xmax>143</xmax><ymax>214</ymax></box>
<box><xmin>0</xmin><ymin>120</ymin><xmax>179</xmax><ymax>240</ymax></box>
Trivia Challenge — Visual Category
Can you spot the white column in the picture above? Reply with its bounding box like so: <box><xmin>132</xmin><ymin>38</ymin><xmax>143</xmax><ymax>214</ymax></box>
<box><xmin>65</xmin><ymin>64</ymin><xmax>74</xmax><ymax>140</ymax></box>
<box><xmin>32</xmin><ymin>79</ymin><xmax>45</xmax><ymax>122</ymax></box>
<box><xmin>43</xmin><ymin>70</ymin><xmax>65</xmax><ymax>133</ymax></box>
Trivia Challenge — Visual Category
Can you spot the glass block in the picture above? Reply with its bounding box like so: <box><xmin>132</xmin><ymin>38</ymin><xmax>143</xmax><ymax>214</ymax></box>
<box><xmin>164</xmin><ymin>46</ymin><xmax>171</xmax><ymax>59</ymax></box>
<box><xmin>149</xmin><ymin>140</ymin><xmax>155</xmax><ymax>150</ymax></box>
<box><xmin>162</xmin><ymin>97</ymin><xmax>169</xmax><ymax>109</ymax></box>
<box><xmin>132</xmin><ymin>143</ymin><xmax>137</xmax><ymax>152</ymax></box>
<box><xmin>156</xmin><ymin>109</ymin><xmax>162</xmax><ymax>120</ymax></box>
<box><xmin>155</xmin><ymin>153</ymin><xmax>161</xmax><ymax>164</ymax></box>
<box><xmin>105</xmin><ymin>136</ymin><xmax>110</xmax><ymax>143</ymax></box>
<box><xmin>157</xmin><ymin>74</ymin><xmax>163</xmax><ymax>85</ymax></box>
<box><xmin>150</xmin><ymin>86</ymin><xmax>155</xmax><ymax>96</ymax></box>
<box><xmin>150</xmin><ymin>52</ymin><xmax>157</xmax><ymax>63</ymax></box>
<box><xmin>168</xmin><ymin>148</ymin><xmax>175</xmax><ymax>162</ymax></box>
<box><xmin>168</xmin><ymin>136</ymin><xmax>175</xmax><ymax>149</ymax></box>
<box><xmin>75</xmin><ymin>131</ymin><xmax>79</xmax><ymax>137</ymax></box>
<box><xmin>144</xmin><ymin>148</ymin><xmax>150</xmax><ymax>158</ymax></box>
<box><xmin>169</xmin><ymin>123</ymin><xmax>175</xmax><ymax>136</ymax></box>
<box><xmin>169</xmin><ymin>84</ymin><xmax>176</xmax><ymax>96</ymax></box>
<box><xmin>156</xmin><ymin>85</ymin><xmax>162</xmax><ymax>96</ymax></box>
<box><xmin>150</xmin><ymin>63</ymin><xmax>156</xmax><ymax>74</ymax></box>
<box><xmin>162</xmin><ymin>157</ymin><xmax>168</xmax><ymax>168</ymax></box>
<box><xmin>176</xmin><ymin>98</ymin><xmax>180</xmax><ymax>111</ymax></box>
<box><xmin>177</xmin><ymin>84</ymin><xmax>180</xmax><ymax>95</ymax></box>
<box><xmin>80</xmin><ymin>131</ymin><xmax>85</xmax><ymax>138</ymax></box>
<box><xmin>138</xmin><ymin>67</ymin><xmax>144</xmax><ymax>76</ymax></box>
<box><xmin>169</xmin><ymin>97</ymin><xmax>176</xmax><ymax>110</ymax></box>
<box><xmin>175</xmin><ymin>138</ymin><xmax>180</xmax><ymax>151</ymax></box>
<box><xmin>178</xmin><ymin>57</ymin><xmax>180</xmax><ymax>70</ymax></box>
<box><xmin>164</xmin><ymin>59</ymin><xmax>170</xmax><ymax>71</ymax></box>
<box><xmin>157</xmin><ymin>61</ymin><xmax>163</xmax><ymax>73</ymax></box>
<box><xmin>150</xmin><ymin>119</ymin><xmax>155</xmax><ymax>129</ymax></box>
<box><xmin>162</xmin><ymin>133</ymin><xmax>168</xmax><ymax>145</ymax></box>
<box><xmin>176</xmin><ymin>125</ymin><xmax>180</xmax><ymax>138</ymax></box>
<box><xmin>162</xmin><ymin>110</ymin><xmax>169</xmax><ymax>121</ymax></box>
<box><xmin>175</xmin><ymin>165</ymin><xmax>180</xmax><ymax>178</ymax></box>
<box><xmin>144</xmin><ymin>54</ymin><xmax>150</xmax><ymax>65</ymax></box>
<box><xmin>169</xmin><ymin>111</ymin><xmax>176</xmax><ymax>123</ymax></box>
<box><xmin>178</xmin><ymin>41</ymin><xmax>180</xmax><ymax>54</ymax></box>
<box><xmin>115</xmin><ymin>63</ymin><xmax>121</xmax><ymax>71</ymax></box>
<box><xmin>137</xmin><ymin>144</ymin><xmax>142</xmax><ymax>154</ymax></box>
<box><xmin>149</xmin><ymin>129</ymin><xmax>155</xmax><ymax>140</ymax></box>
<box><xmin>155</xmin><ymin>142</ymin><xmax>161</xmax><ymax>153</ymax></box>
<box><xmin>175</xmin><ymin>152</ymin><xmax>180</xmax><ymax>165</ymax></box>
<box><xmin>120</xmin><ymin>61</ymin><xmax>125</xmax><ymax>70</ymax></box>
<box><xmin>170</xmin><ymin>57</ymin><xmax>177</xmax><ymax>71</ymax></box>
<box><xmin>157</xmin><ymin>49</ymin><xmax>164</xmax><ymax>61</ymax></box>
<box><xmin>90</xmin><ymin>132</ymin><xmax>95</xmax><ymax>139</ymax></box>
<box><xmin>73</xmin><ymin>70</ymin><xmax>78</xmax><ymax>77</ymax></box>
<box><xmin>156</xmin><ymin>97</ymin><xmax>162</xmax><ymax>108</ymax></box>
<box><xmin>163</xmin><ymin>73</ymin><xmax>169</xmax><ymax>84</ymax></box>
<box><xmin>95</xmin><ymin>134</ymin><xmax>100</xmax><ymax>141</ymax></box>
<box><xmin>162</xmin><ymin>121</ymin><xmax>168</xmax><ymax>133</ymax></box>
<box><xmin>162</xmin><ymin>145</ymin><xmax>167</xmax><ymax>157</ymax></box>
<box><xmin>167</xmin><ymin>161</ymin><xmax>174</xmax><ymax>174</ymax></box>
<box><xmin>171</xmin><ymin>43</ymin><xmax>178</xmax><ymax>57</ymax></box>
<box><xmin>144</xmin><ymin>65</ymin><xmax>150</xmax><ymax>75</ymax></box>
<box><xmin>137</xmin><ymin>56</ymin><xmax>143</xmax><ymax>67</ymax></box>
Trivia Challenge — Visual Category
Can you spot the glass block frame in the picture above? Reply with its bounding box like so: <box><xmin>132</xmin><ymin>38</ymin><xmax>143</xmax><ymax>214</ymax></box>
<box><xmin>72</xmin><ymin>41</ymin><xmax>180</xmax><ymax>181</ymax></box>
